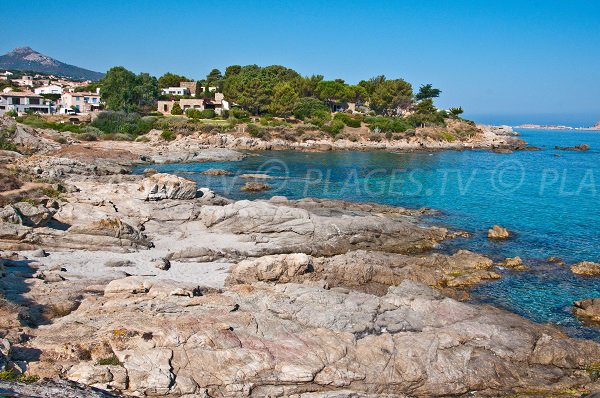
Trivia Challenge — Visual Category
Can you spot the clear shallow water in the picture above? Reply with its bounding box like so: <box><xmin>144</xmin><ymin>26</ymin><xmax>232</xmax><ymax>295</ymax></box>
<box><xmin>136</xmin><ymin>129</ymin><xmax>600</xmax><ymax>340</ymax></box>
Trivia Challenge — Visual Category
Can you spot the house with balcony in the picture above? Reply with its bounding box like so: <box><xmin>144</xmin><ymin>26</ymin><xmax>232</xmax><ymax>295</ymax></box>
<box><xmin>59</xmin><ymin>90</ymin><xmax>101</xmax><ymax>113</ymax></box>
<box><xmin>0</xmin><ymin>91</ymin><xmax>52</xmax><ymax>114</ymax></box>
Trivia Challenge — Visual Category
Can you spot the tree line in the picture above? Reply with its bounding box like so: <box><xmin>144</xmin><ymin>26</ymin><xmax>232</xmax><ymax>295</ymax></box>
<box><xmin>97</xmin><ymin>65</ymin><xmax>463</xmax><ymax>122</ymax></box>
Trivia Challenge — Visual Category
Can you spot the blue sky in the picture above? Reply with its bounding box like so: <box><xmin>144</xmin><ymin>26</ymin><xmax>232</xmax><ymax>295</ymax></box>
<box><xmin>2</xmin><ymin>0</ymin><xmax>599</xmax><ymax>126</ymax></box>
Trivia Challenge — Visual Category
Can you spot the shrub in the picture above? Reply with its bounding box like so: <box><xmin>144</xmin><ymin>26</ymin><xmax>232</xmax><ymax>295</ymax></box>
<box><xmin>322</xmin><ymin>119</ymin><xmax>345</xmax><ymax>137</ymax></box>
<box><xmin>91</xmin><ymin>111</ymin><xmax>153</xmax><ymax>135</ymax></box>
<box><xmin>161</xmin><ymin>130</ymin><xmax>176</xmax><ymax>141</ymax></box>
<box><xmin>307</xmin><ymin>110</ymin><xmax>331</xmax><ymax>128</ymax></box>
<box><xmin>230</xmin><ymin>108</ymin><xmax>249</xmax><ymax>120</ymax></box>
<box><xmin>333</xmin><ymin>113</ymin><xmax>361</xmax><ymax>128</ymax></box>
<box><xmin>96</xmin><ymin>354</ymin><xmax>121</xmax><ymax>366</ymax></box>
<box><xmin>186</xmin><ymin>108</ymin><xmax>202</xmax><ymax>119</ymax></box>
<box><xmin>293</xmin><ymin>97</ymin><xmax>329</xmax><ymax>120</ymax></box>
<box><xmin>171</xmin><ymin>103</ymin><xmax>183</xmax><ymax>115</ymax></box>
<box><xmin>385</xmin><ymin>131</ymin><xmax>393</xmax><ymax>140</ymax></box>
<box><xmin>247</xmin><ymin>124</ymin><xmax>270</xmax><ymax>139</ymax></box>
<box><xmin>440</xmin><ymin>131</ymin><xmax>456</xmax><ymax>142</ymax></box>
<box><xmin>53</xmin><ymin>136</ymin><xmax>68</xmax><ymax>144</ymax></box>
<box><xmin>199</xmin><ymin>109</ymin><xmax>216</xmax><ymax>119</ymax></box>
<box><xmin>4</xmin><ymin>109</ymin><xmax>18</xmax><ymax>117</ymax></box>
<box><xmin>364</xmin><ymin>116</ymin><xmax>410</xmax><ymax>133</ymax></box>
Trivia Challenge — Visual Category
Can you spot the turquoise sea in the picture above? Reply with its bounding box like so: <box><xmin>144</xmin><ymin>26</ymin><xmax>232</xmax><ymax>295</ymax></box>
<box><xmin>137</xmin><ymin>129</ymin><xmax>600</xmax><ymax>340</ymax></box>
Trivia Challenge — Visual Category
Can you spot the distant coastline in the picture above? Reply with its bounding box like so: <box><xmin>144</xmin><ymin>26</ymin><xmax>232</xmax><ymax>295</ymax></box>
<box><xmin>515</xmin><ymin>121</ymin><xmax>600</xmax><ymax>130</ymax></box>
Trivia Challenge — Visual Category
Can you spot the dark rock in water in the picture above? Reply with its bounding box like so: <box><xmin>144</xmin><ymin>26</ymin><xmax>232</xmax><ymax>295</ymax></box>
<box><xmin>547</xmin><ymin>256</ymin><xmax>565</xmax><ymax>265</ymax></box>
<box><xmin>241</xmin><ymin>182</ymin><xmax>272</xmax><ymax>192</ymax></box>
<box><xmin>555</xmin><ymin>144</ymin><xmax>590</xmax><ymax>151</ymax></box>
<box><xmin>201</xmin><ymin>168</ymin><xmax>232</xmax><ymax>176</ymax></box>
<box><xmin>515</xmin><ymin>145</ymin><xmax>542</xmax><ymax>151</ymax></box>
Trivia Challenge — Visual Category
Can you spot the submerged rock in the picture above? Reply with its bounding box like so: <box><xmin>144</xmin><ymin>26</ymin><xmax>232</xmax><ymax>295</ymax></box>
<box><xmin>201</xmin><ymin>168</ymin><xmax>232</xmax><ymax>176</ymax></box>
<box><xmin>555</xmin><ymin>144</ymin><xmax>590</xmax><ymax>151</ymax></box>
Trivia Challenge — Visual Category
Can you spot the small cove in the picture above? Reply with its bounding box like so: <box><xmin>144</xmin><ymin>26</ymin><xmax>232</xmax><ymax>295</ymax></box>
<box><xmin>135</xmin><ymin>128</ymin><xmax>600</xmax><ymax>340</ymax></box>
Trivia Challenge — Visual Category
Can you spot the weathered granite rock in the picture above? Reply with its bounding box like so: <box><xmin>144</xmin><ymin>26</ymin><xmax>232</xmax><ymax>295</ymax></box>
<box><xmin>25</xmin><ymin>279</ymin><xmax>600</xmax><ymax>397</ymax></box>
<box><xmin>227</xmin><ymin>250</ymin><xmax>499</xmax><ymax>295</ymax></box>
<box><xmin>488</xmin><ymin>224</ymin><xmax>510</xmax><ymax>239</ymax></box>
<box><xmin>68</xmin><ymin>218</ymin><xmax>150</xmax><ymax>248</ymax></box>
<box><xmin>227</xmin><ymin>253</ymin><xmax>313</xmax><ymax>284</ymax></box>
<box><xmin>571</xmin><ymin>262</ymin><xmax>600</xmax><ymax>276</ymax></box>
<box><xmin>200</xmin><ymin>200</ymin><xmax>447</xmax><ymax>256</ymax></box>
<box><xmin>139</xmin><ymin>173</ymin><xmax>197</xmax><ymax>201</ymax></box>
<box><xmin>574</xmin><ymin>298</ymin><xmax>600</xmax><ymax>323</ymax></box>
<box><xmin>240</xmin><ymin>181</ymin><xmax>272</xmax><ymax>192</ymax></box>
<box><xmin>67</xmin><ymin>363</ymin><xmax>128</xmax><ymax>391</ymax></box>
<box><xmin>501</xmin><ymin>256</ymin><xmax>526</xmax><ymax>270</ymax></box>
<box><xmin>16</xmin><ymin>156</ymin><xmax>129</xmax><ymax>179</ymax></box>
<box><xmin>0</xmin><ymin>378</ymin><xmax>125</xmax><ymax>398</ymax></box>
<box><xmin>0</xmin><ymin>202</ymin><xmax>54</xmax><ymax>227</ymax></box>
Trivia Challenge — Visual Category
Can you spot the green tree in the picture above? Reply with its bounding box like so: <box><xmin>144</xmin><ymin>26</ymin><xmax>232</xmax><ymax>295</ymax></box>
<box><xmin>415</xmin><ymin>84</ymin><xmax>441</xmax><ymax>101</ymax></box>
<box><xmin>415</xmin><ymin>98</ymin><xmax>437</xmax><ymax>115</ymax></box>
<box><xmin>449</xmin><ymin>106</ymin><xmax>464</xmax><ymax>117</ymax></box>
<box><xmin>195</xmin><ymin>81</ymin><xmax>203</xmax><ymax>97</ymax></box>
<box><xmin>206</xmin><ymin>68</ymin><xmax>223</xmax><ymax>89</ymax></box>
<box><xmin>158</xmin><ymin>72</ymin><xmax>188</xmax><ymax>89</ymax></box>
<box><xmin>369</xmin><ymin>79</ymin><xmax>413</xmax><ymax>116</ymax></box>
<box><xmin>224</xmin><ymin>65</ymin><xmax>242</xmax><ymax>79</ymax></box>
<box><xmin>315</xmin><ymin>79</ymin><xmax>351</xmax><ymax>112</ymax></box>
<box><xmin>134</xmin><ymin>73</ymin><xmax>159</xmax><ymax>112</ymax></box>
<box><xmin>292</xmin><ymin>97</ymin><xmax>329</xmax><ymax>120</ymax></box>
<box><xmin>223</xmin><ymin>64</ymin><xmax>300</xmax><ymax>115</ymax></box>
<box><xmin>100</xmin><ymin>66</ymin><xmax>138</xmax><ymax>112</ymax></box>
<box><xmin>171</xmin><ymin>102</ymin><xmax>183</xmax><ymax>115</ymax></box>
<box><xmin>269</xmin><ymin>82</ymin><xmax>299</xmax><ymax>119</ymax></box>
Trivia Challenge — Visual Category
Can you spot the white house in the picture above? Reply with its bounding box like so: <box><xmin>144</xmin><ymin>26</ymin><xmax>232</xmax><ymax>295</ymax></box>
<box><xmin>161</xmin><ymin>87</ymin><xmax>190</xmax><ymax>96</ymax></box>
<box><xmin>0</xmin><ymin>91</ymin><xmax>52</xmax><ymax>114</ymax></box>
<box><xmin>13</xmin><ymin>75</ymin><xmax>34</xmax><ymax>87</ymax></box>
<box><xmin>34</xmin><ymin>85</ymin><xmax>64</xmax><ymax>95</ymax></box>
<box><xmin>59</xmin><ymin>90</ymin><xmax>101</xmax><ymax>113</ymax></box>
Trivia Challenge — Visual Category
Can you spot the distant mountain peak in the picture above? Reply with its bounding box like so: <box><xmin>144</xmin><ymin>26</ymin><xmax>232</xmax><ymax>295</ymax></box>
<box><xmin>0</xmin><ymin>46</ymin><xmax>103</xmax><ymax>81</ymax></box>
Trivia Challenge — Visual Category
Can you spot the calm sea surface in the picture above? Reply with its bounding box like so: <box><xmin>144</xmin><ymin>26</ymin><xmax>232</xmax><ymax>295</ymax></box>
<box><xmin>136</xmin><ymin>129</ymin><xmax>600</xmax><ymax>340</ymax></box>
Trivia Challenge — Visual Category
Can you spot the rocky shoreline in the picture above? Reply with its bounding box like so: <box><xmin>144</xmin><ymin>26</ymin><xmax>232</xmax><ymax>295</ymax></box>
<box><xmin>1</xmin><ymin>119</ymin><xmax>600</xmax><ymax>397</ymax></box>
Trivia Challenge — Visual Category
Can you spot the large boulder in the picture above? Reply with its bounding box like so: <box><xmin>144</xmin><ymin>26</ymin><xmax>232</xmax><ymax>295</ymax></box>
<box><xmin>573</xmin><ymin>298</ymin><xmax>600</xmax><ymax>323</ymax></box>
<box><xmin>227</xmin><ymin>253</ymin><xmax>313</xmax><ymax>285</ymax></box>
<box><xmin>0</xmin><ymin>202</ymin><xmax>54</xmax><ymax>227</ymax></box>
<box><xmin>139</xmin><ymin>173</ymin><xmax>197</xmax><ymax>201</ymax></box>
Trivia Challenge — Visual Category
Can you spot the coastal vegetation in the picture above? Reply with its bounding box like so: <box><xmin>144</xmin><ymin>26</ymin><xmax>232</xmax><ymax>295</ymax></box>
<box><xmin>94</xmin><ymin>64</ymin><xmax>465</xmax><ymax>138</ymax></box>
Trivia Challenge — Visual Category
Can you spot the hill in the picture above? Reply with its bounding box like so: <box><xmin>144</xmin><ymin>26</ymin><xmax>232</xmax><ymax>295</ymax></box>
<box><xmin>0</xmin><ymin>47</ymin><xmax>104</xmax><ymax>81</ymax></box>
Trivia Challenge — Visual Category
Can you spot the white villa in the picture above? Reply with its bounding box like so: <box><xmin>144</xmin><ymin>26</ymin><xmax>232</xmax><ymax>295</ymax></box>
<box><xmin>161</xmin><ymin>87</ymin><xmax>190</xmax><ymax>96</ymax></box>
<box><xmin>34</xmin><ymin>85</ymin><xmax>64</xmax><ymax>95</ymax></box>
